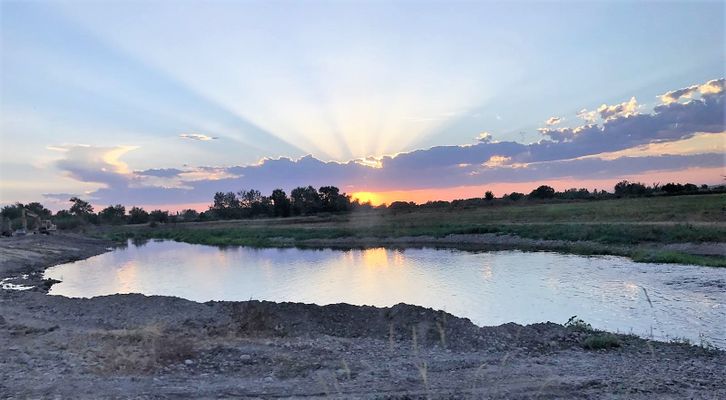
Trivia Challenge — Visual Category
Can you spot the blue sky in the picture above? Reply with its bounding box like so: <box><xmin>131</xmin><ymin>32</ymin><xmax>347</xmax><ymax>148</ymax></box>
<box><xmin>0</xmin><ymin>0</ymin><xmax>724</xmax><ymax>208</ymax></box>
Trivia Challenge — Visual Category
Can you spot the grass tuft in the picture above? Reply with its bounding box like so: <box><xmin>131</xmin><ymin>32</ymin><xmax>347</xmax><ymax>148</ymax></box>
<box><xmin>583</xmin><ymin>334</ymin><xmax>621</xmax><ymax>350</ymax></box>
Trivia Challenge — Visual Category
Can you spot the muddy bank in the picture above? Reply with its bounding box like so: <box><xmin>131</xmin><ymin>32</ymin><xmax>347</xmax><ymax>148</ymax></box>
<box><xmin>0</xmin><ymin>233</ymin><xmax>114</xmax><ymax>289</ymax></box>
<box><xmin>1</xmin><ymin>235</ymin><xmax>725</xmax><ymax>398</ymax></box>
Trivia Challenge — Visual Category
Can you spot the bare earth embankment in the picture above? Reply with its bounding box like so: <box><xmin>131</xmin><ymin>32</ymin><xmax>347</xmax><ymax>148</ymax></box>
<box><xmin>1</xmin><ymin>234</ymin><xmax>725</xmax><ymax>399</ymax></box>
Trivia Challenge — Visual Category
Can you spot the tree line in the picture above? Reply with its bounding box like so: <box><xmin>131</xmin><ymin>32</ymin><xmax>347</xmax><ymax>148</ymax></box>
<box><xmin>1</xmin><ymin>181</ymin><xmax>722</xmax><ymax>230</ymax></box>
<box><xmin>209</xmin><ymin>186</ymin><xmax>352</xmax><ymax>219</ymax></box>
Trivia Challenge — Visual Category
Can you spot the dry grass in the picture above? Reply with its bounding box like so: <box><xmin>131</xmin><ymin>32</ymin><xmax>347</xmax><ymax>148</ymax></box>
<box><xmin>87</xmin><ymin>324</ymin><xmax>196</xmax><ymax>373</ymax></box>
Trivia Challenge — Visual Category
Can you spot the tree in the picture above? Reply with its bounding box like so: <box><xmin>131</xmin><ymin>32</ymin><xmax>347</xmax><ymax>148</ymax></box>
<box><xmin>181</xmin><ymin>209</ymin><xmax>199</xmax><ymax>221</ymax></box>
<box><xmin>211</xmin><ymin>191</ymin><xmax>241</xmax><ymax>219</ymax></box>
<box><xmin>290</xmin><ymin>186</ymin><xmax>321</xmax><ymax>215</ymax></box>
<box><xmin>484</xmin><ymin>191</ymin><xmax>494</xmax><ymax>201</ymax></box>
<box><xmin>99</xmin><ymin>204</ymin><xmax>126</xmax><ymax>225</ymax></box>
<box><xmin>529</xmin><ymin>185</ymin><xmax>555</xmax><ymax>199</ymax></box>
<box><xmin>318</xmin><ymin>186</ymin><xmax>350</xmax><ymax>212</ymax></box>
<box><xmin>238</xmin><ymin>189</ymin><xmax>262</xmax><ymax>209</ymax></box>
<box><xmin>333</xmin><ymin>192</ymin><xmax>351</xmax><ymax>212</ymax></box>
<box><xmin>1</xmin><ymin>203</ymin><xmax>23</xmax><ymax>220</ymax></box>
<box><xmin>614</xmin><ymin>180</ymin><xmax>648</xmax><ymax>197</ymax></box>
<box><xmin>560</xmin><ymin>188</ymin><xmax>591</xmax><ymax>200</ymax></box>
<box><xmin>52</xmin><ymin>209</ymin><xmax>83</xmax><ymax>230</ymax></box>
<box><xmin>149</xmin><ymin>210</ymin><xmax>169</xmax><ymax>223</ymax></box>
<box><xmin>683</xmin><ymin>183</ymin><xmax>698</xmax><ymax>192</ymax></box>
<box><xmin>388</xmin><ymin>201</ymin><xmax>417</xmax><ymax>213</ymax></box>
<box><xmin>318</xmin><ymin>186</ymin><xmax>341</xmax><ymax>212</ymax></box>
<box><xmin>69</xmin><ymin>197</ymin><xmax>94</xmax><ymax>216</ymax></box>
<box><xmin>238</xmin><ymin>189</ymin><xmax>270</xmax><ymax>217</ymax></box>
<box><xmin>270</xmin><ymin>189</ymin><xmax>291</xmax><ymax>217</ymax></box>
<box><xmin>25</xmin><ymin>202</ymin><xmax>52</xmax><ymax>219</ymax></box>
<box><xmin>350</xmin><ymin>199</ymin><xmax>374</xmax><ymax>211</ymax></box>
<box><xmin>661</xmin><ymin>183</ymin><xmax>684</xmax><ymax>194</ymax></box>
<box><xmin>128</xmin><ymin>207</ymin><xmax>150</xmax><ymax>224</ymax></box>
<box><xmin>506</xmin><ymin>192</ymin><xmax>525</xmax><ymax>201</ymax></box>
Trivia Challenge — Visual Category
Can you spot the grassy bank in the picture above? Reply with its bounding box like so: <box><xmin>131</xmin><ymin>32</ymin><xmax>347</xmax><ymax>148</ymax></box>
<box><xmin>98</xmin><ymin>194</ymin><xmax>726</xmax><ymax>267</ymax></box>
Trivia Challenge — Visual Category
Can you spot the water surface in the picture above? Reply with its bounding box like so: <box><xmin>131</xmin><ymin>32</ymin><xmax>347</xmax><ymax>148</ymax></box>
<box><xmin>45</xmin><ymin>239</ymin><xmax>726</xmax><ymax>347</ymax></box>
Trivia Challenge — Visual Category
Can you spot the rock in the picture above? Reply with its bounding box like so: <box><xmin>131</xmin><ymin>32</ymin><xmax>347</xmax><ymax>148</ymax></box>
<box><xmin>184</xmin><ymin>359</ymin><xmax>194</xmax><ymax>366</ymax></box>
<box><xmin>264</xmin><ymin>376</ymin><xmax>274</xmax><ymax>382</ymax></box>
<box><xmin>239</xmin><ymin>354</ymin><xmax>252</xmax><ymax>361</ymax></box>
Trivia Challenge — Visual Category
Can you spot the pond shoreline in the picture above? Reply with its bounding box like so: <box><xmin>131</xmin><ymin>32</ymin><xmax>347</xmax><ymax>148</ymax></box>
<box><xmin>1</xmin><ymin>234</ymin><xmax>725</xmax><ymax>398</ymax></box>
<box><xmin>100</xmin><ymin>217</ymin><xmax>726</xmax><ymax>267</ymax></box>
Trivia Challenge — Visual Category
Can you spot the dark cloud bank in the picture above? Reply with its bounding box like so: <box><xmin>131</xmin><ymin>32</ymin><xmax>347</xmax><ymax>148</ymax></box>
<box><xmin>50</xmin><ymin>79</ymin><xmax>725</xmax><ymax>205</ymax></box>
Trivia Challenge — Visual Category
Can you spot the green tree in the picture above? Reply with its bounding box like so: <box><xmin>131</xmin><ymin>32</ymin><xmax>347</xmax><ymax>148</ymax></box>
<box><xmin>211</xmin><ymin>192</ymin><xmax>241</xmax><ymax>219</ymax></box>
<box><xmin>69</xmin><ymin>197</ymin><xmax>94</xmax><ymax>216</ymax></box>
<box><xmin>291</xmin><ymin>186</ymin><xmax>321</xmax><ymax>215</ymax></box>
<box><xmin>238</xmin><ymin>189</ymin><xmax>270</xmax><ymax>217</ymax></box>
<box><xmin>149</xmin><ymin>210</ymin><xmax>169</xmax><ymax>223</ymax></box>
<box><xmin>52</xmin><ymin>209</ymin><xmax>83</xmax><ymax>230</ymax></box>
<box><xmin>25</xmin><ymin>202</ymin><xmax>52</xmax><ymax>219</ymax></box>
<box><xmin>484</xmin><ymin>191</ymin><xmax>494</xmax><ymax>201</ymax></box>
<box><xmin>181</xmin><ymin>209</ymin><xmax>199</xmax><ymax>221</ymax></box>
<box><xmin>128</xmin><ymin>207</ymin><xmax>150</xmax><ymax>224</ymax></box>
<box><xmin>99</xmin><ymin>204</ymin><xmax>126</xmax><ymax>225</ymax></box>
<box><xmin>238</xmin><ymin>189</ymin><xmax>262</xmax><ymax>208</ymax></box>
<box><xmin>318</xmin><ymin>186</ymin><xmax>351</xmax><ymax>212</ymax></box>
<box><xmin>506</xmin><ymin>192</ymin><xmax>525</xmax><ymax>201</ymax></box>
<box><xmin>270</xmin><ymin>189</ymin><xmax>291</xmax><ymax>217</ymax></box>
<box><xmin>614</xmin><ymin>180</ymin><xmax>651</xmax><ymax>197</ymax></box>
<box><xmin>529</xmin><ymin>185</ymin><xmax>555</xmax><ymax>199</ymax></box>
<box><xmin>1</xmin><ymin>203</ymin><xmax>23</xmax><ymax>220</ymax></box>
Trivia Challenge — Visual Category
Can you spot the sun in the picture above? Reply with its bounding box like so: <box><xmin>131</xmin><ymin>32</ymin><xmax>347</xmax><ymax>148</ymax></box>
<box><xmin>350</xmin><ymin>192</ymin><xmax>384</xmax><ymax>206</ymax></box>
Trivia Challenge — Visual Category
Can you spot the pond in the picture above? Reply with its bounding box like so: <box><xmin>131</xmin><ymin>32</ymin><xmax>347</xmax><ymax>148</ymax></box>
<box><xmin>45</xmin><ymin>239</ymin><xmax>726</xmax><ymax>347</ymax></box>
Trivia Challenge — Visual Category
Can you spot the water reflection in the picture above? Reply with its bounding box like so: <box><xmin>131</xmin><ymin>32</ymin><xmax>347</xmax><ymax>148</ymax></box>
<box><xmin>44</xmin><ymin>240</ymin><xmax>726</xmax><ymax>348</ymax></box>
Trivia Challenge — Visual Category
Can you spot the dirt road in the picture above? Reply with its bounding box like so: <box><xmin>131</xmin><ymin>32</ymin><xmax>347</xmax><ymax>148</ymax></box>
<box><xmin>1</xmin><ymin>234</ymin><xmax>724</xmax><ymax>398</ymax></box>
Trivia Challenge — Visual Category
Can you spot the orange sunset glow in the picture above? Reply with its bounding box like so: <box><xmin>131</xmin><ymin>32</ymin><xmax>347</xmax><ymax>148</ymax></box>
<box><xmin>349</xmin><ymin>166</ymin><xmax>724</xmax><ymax>206</ymax></box>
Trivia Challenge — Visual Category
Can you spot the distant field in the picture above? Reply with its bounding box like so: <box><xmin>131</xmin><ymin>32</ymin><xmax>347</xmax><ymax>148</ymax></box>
<box><xmin>100</xmin><ymin>194</ymin><xmax>726</xmax><ymax>267</ymax></box>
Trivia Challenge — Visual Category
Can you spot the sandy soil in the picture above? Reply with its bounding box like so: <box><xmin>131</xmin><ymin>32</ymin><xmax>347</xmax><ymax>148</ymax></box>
<box><xmin>1</xmin><ymin>234</ymin><xmax>724</xmax><ymax>399</ymax></box>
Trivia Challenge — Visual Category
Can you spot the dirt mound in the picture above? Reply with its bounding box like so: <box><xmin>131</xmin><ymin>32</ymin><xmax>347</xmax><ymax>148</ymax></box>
<box><xmin>224</xmin><ymin>301</ymin><xmax>489</xmax><ymax>349</ymax></box>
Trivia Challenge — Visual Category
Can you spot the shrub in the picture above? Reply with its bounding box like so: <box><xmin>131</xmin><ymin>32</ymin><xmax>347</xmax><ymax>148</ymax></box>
<box><xmin>564</xmin><ymin>315</ymin><xmax>592</xmax><ymax>332</ymax></box>
<box><xmin>583</xmin><ymin>334</ymin><xmax>621</xmax><ymax>350</ymax></box>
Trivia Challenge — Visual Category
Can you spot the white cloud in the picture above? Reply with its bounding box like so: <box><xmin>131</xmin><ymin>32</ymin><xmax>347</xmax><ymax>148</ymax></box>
<box><xmin>577</xmin><ymin>108</ymin><xmax>598</xmax><ymax>123</ymax></box>
<box><xmin>597</xmin><ymin>96</ymin><xmax>639</xmax><ymax>120</ymax></box>
<box><xmin>660</xmin><ymin>78</ymin><xmax>725</xmax><ymax>104</ymax></box>
<box><xmin>180</xmin><ymin>133</ymin><xmax>218</xmax><ymax>141</ymax></box>
<box><xmin>545</xmin><ymin>116</ymin><xmax>563</xmax><ymax>126</ymax></box>
<box><xmin>476</xmin><ymin>131</ymin><xmax>493</xmax><ymax>143</ymax></box>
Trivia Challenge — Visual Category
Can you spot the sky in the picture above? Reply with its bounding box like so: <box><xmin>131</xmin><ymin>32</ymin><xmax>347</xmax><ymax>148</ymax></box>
<box><xmin>0</xmin><ymin>0</ymin><xmax>724</xmax><ymax>210</ymax></box>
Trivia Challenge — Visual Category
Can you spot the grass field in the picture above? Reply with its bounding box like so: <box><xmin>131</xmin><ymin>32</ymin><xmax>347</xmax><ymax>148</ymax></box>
<box><xmin>99</xmin><ymin>194</ymin><xmax>726</xmax><ymax>267</ymax></box>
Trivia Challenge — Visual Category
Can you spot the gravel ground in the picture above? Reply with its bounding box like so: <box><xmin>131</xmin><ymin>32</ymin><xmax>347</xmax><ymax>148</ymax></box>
<box><xmin>1</xmin><ymin>234</ymin><xmax>724</xmax><ymax>399</ymax></box>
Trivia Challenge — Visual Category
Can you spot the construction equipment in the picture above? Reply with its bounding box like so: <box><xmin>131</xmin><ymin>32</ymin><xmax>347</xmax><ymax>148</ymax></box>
<box><xmin>19</xmin><ymin>208</ymin><xmax>56</xmax><ymax>235</ymax></box>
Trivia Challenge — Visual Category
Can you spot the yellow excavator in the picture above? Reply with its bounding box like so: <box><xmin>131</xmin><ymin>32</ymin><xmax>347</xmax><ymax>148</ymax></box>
<box><xmin>19</xmin><ymin>208</ymin><xmax>56</xmax><ymax>235</ymax></box>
